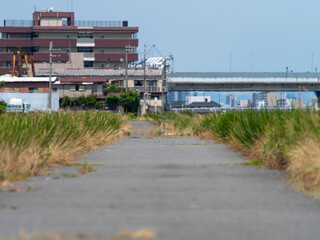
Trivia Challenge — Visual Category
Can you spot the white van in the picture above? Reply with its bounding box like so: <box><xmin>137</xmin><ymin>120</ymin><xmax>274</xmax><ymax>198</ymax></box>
<box><xmin>7</xmin><ymin>98</ymin><xmax>31</xmax><ymax>113</ymax></box>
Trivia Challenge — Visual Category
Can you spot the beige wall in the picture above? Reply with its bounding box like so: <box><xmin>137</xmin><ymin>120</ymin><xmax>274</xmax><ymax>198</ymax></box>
<box><xmin>268</xmin><ymin>92</ymin><xmax>279</xmax><ymax>107</ymax></box>
<box><xmin>57</xmin><ymin>84</ymin><xmax>92</xmax><ymax>98</ymax></box>
<box><xmin>40</xmin><ymin>18</ymin><xmax>62</xmax><ymax>27</ymax></box>
<box><xmin>35</xmin><ymin>53</ymin><xmax>84</xmax><ymax>69</ymax></box>
<box><xmin>56</xmin><ymin>83</ymin><xmax>104</xmax><ymax>98</ymax></box>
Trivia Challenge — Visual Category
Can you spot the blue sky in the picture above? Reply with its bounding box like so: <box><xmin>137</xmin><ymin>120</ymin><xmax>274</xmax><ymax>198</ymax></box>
<box><xmin>1</xmin><ymin>0</ymin><xmax>320</xmax><ymax>72</ymax></box>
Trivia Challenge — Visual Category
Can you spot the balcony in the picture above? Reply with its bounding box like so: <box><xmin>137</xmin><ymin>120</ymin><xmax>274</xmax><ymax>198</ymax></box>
<box><xmin>33</xmin><ymin>53</ymin><xmax>69</xmax><ymax>62</ymax></box>
<box><xmin>33</xmin><ymin>39</ymin><xmax>77</xmax><ymax>47</ymax></box>
<box><xmin>83</xmin><ymin>52</ymin><xmax>95</xmax><ymax>61</ymax></box>
<box><xmin>77</xmin><ymin>38</ymin><xmax>95</xmax><ymax>47</ymax></box>
<box><xmin>95</xmin><ymin>39</ymin><xmax>138</xmax><ymax>48</ymax></box>
<box><xmin>0</xmin><ymin>39</ymin><xmax>76</xmax><ymax>48</ymax></box>
<box><xmin>0</xmin><ymin>39</ymin><xmax>32</xmax><ymax>47</ymax></box>
<box><xmin>0</xmin><ymin>52</ymin><xmax>69</xmax><ymax>62</ymax></box>
<box><xmin>0</xmin><ymin>53</ymin><xmax>13</xmax><ymax>61</ymax></box>
<box><xmin>95</xmin><ymin>53</ymin><xmax>138</xmax><ymax>62</ymax></box>
<box><xmin>130</xmin><ymin>86</ymin><xmax>161</xmax><ymax>93</ymax></box>
<box><xmin>0</xmin><ymin>68</ymin><xmax>12</xmax><ymax>75</ymax></box>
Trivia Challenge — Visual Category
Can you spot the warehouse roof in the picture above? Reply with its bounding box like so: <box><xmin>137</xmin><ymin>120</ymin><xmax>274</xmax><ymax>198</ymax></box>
<box><xmin>35</xmin><ymin>69</ymin><xmax>162</xmax><ymax>77</ymax></box>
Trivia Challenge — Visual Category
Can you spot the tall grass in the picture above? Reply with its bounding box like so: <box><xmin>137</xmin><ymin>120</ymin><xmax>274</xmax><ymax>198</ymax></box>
<box><xmin>0</xmin><ymin>112</ymin><xmax>124</xmax><ymax>185</ymax></box>
<box><xmin>144</xmin><ymin>111</ymin><xmax>199</xmax><ymax>136</ymax></box>
<box><xmin>146</xmin><ymin>110</ymin><xmax>320</xmax><ymax>192</ymax></box>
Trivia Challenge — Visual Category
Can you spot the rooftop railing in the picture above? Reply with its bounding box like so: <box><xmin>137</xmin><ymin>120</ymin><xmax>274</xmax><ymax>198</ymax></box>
<box><xmin>75</xmin><ymin>21</ymin><xmax>126</xmax><ymax>27</ymax></box>
<box><xmin>170</xmin><ymin>72</ymin><xmax>320</xmax><ymax>79</ymax></box>
<box><xmin>3</xmin><ymin>20</ymin><xmax>34</xmax><ymax>27</ymax></box>
<box><xmin>2</xmin><ymin>20</ymin><xmax>128</xmax><ymax>27</ymax></box>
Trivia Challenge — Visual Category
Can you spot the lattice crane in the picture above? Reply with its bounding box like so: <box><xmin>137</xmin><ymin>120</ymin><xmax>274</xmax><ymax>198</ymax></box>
<box><xmin>11</xmin><ymin>49</ymin><xmax>36</xmax><ymax>77</ymax></box>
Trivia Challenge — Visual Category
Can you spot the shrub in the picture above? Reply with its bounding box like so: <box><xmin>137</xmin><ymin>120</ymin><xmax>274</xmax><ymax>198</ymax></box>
<box><xmin>106</xmin><ymin>94</ymin><xmax>120</xmax><ymax>106</ymax></box>
<box><xmin>120</xmin><ymin>91</ymin><xmax>140</xmax><ymax>113</ymax></box>
<box><xmin>104</xmin><ymin>83</ymin><xmax>125</xmax><ymax>93</ymax></box>
<box><xmin>0</xmin><ymin>100</ymin><xmax>6</xmax><ymax>114</ymax></box>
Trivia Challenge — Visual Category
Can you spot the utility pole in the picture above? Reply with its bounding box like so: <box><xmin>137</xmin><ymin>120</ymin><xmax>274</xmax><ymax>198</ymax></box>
<box><xmin>48</xmin><ymin>42</ymin><xmax>60</xmax><ymax>113</ymax></box>
<box><xmin>48</xmin><ymin>41</ymin><xmax>53</xmax><ymax>113</ymax></box>
<box><xmin>161</xmin><ymin>57</ymin><xmax>166</xmax><ymax>112</ymax></box>
<box><xmin>125</xmin><ymin>44</ymin><xmax>134</xmax><ymax>92</ymax></box>
<box><xmin>125</xmin><ymin>47</ymin><xmax>128</xmax><ymax>92</ymax></box>
<box><xmin>143</xmin><ymin>44</ymin><xmax>147</xmax><ymax>114</ymax></box>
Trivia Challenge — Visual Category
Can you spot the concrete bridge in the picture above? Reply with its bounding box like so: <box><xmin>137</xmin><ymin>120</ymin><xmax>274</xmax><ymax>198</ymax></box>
<box><xmin>167</xmin><ymin>72</ymin><xmax>320</xmax><ymax>101</ymax></box>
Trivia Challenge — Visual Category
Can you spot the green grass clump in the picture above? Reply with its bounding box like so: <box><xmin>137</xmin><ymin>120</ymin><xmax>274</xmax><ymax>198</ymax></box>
<box><xmin>144</xmin><ymin>112</ymin><xmax>199</xmax><ymax>135</ymax></box>
<box><xmin>0</xmin><ymin>112</ymin><xmax>124</xmax><ymax>185</ymax></box>
<box><xmin>146</xmin><ymin>109</ymin><xmax>320</xmax><ymax>192</ymax></box>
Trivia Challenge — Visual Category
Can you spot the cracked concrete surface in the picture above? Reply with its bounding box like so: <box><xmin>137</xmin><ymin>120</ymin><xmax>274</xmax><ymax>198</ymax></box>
<box><xmin>0</xmin><ymin>121</ymin><xmax>320</xmax><ymax>240</ymax></box>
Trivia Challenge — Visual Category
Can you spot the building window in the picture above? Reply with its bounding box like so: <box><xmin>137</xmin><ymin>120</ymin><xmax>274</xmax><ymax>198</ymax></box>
<box><xmin>77</xmin><ymin>47</ymin><xmax>93</xmax><ymax>53</ymax></box>
<box><xmin>134</xmin><ymin>80</ymin><xmax>143</xmax><ymax>86</ymax></box>
<box><xmin>52</xmin><ymin>88</ymin><xmax>58</xmax><ymax>92</ymax></box>
<box><xmin>100</xmin><ymin>64</ymin><xmax>105</xmax><ymax>68</ymax></box>
<box><xmin>66</xmin><ymin>34</ymin><xmax>71</xmax><ymax>39</ymax></box>
<box><xmin>100</xmin><ymin>35</ymin><xmax>104</xmax><ymax>39</ymax></box>
<box><xmin>148</xmin><ymin>81</ymin><xmax>157</xmax><ymax>87</ymax></box>
<box><xmin>66</xmin><ymin>49</ymin><xmax>70</xmax><ymax>53</ymax></box>
<box><xmin>29</xmin><ymin>88</ymin><xmax>38</xmax><ymax>93</ymax></box>
<box><xmin>25</xmin><ymin>47</ymin><xmax>31</xmax><ymax>52</ymax></box>
<box><xmin>77</xmin><ymin>32</ymin><xmax>93</xmax><ymax>38</ymax></box>
<box><xmin>100</xmin><ymin>49</ymin><xmax>104</xmax><ymax>53</ymax></box>
<box><xmin>62</xmin><ymin>19</ymin><xmax>68</xmax><ymax>26</ymax></box>
<box><xmin>132</xmin><ymin>33</ymin><xmax>137</xmax><ymax>39</ymax></box>
<box><xmin>25</xmin><ymin>33</ymin><xmax>31</xmax><ymax>39</ymax></box>
<box><xmin>84</xmin><ymin>61</ymin><xmax>93</xmax><ymax>68</ymax></box>
<box><xmin>7</xmin><ymin>34</ymin><xmax>11</xmax><ymax>39</ymax></box>
<box><xmin>75</xmin><ymin>85</ymin><xmax>80</xmax><ymax>91</ymax></box>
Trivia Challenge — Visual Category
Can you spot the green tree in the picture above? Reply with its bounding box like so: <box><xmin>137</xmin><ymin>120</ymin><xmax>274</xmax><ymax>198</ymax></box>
<box><xmin>104</xmin><ymin>83</ymin><xmax>125</xmax><ymax>93</ymax></box>
<box><xmin>0</xmin><ymin>100</ymin><xmax>7</xmax><ymax>114</ymax></box>
<box><xmin>119</xmin><ymin>91</ymin><xmax>140</xmax><ymax>113</ymax></box>
<box><xmin>106</xmin><ymin>94</ymin><xmax>120</xmax><ymax>107</ymax></box>
<box><xmin>85</xmin><ymin>95</ymin><xmax>98</xmax><ymax>109</ymax></box>
<box><xmin>0</xmin><ymin>81</ymin><xmax>4</xmax><ymax>89</ymax></box>
<box><xmin>60</xmin><ymin>96</ymin><xmax>72</xmax><ymax>108</ymax></box>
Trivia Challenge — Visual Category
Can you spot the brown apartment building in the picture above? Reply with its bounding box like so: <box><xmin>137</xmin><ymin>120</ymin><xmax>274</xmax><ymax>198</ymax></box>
<box><xmin>0</xmin><ymin>8</ymin><xmax>139</xmax><ymax>75</ymax></box>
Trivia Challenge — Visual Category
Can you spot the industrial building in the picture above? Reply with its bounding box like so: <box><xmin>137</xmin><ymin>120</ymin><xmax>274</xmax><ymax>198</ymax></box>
<box><xmin>0</xmin><ymin>8</ymin><xmax>139</xmax><ymax>74</ymax></box>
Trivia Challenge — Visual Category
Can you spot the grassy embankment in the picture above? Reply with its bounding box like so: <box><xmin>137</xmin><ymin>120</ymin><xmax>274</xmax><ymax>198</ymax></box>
<box><xmin>145</xmin><ymin>110</ymin><xmax>320</xmax><ymax>193</ymax></box>
<box><xmin>0</xmin><ymin>112</ymin><xmax>126</xmax><ymax>187</ymax></box>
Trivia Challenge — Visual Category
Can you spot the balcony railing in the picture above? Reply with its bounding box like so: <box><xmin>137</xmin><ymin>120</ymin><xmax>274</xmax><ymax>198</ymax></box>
<box><xmin>3</xmin><ymin>20</ymin><xmax>34</xmax><ymax>27</ymax></box>
<box><xmin>75</xmin><ymin>21</ymin><xmax>125</xmax><ymax>27</ymax></box>
<box><xmin>2</xmin><ymin>20</ymin><xmax>128</xmax><ymax>27</ymax></box>
<box><xmin>130</xmin><ymin>86</ymin><xmax>161</xmax><ymax>92</ymax></box>
<box><xmin>170</xmin><ymin>72</ymin><xmax>320</xmax><ymax>79</ymax></box>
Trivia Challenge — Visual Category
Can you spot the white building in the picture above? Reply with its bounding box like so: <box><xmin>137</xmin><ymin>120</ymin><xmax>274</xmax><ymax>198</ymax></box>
<box><xmin>185</xmin><ymin>96</ymin><xmax>211</xmax><ymax>105</ymax></box>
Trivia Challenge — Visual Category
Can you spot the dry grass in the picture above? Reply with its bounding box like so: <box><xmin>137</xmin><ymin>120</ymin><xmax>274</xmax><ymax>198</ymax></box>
<box><xmin>0</xmin><ymin>112</ymin><xmax>127</xmax><ymax>188</ymax></box>
<box><xmin>16</xmin><ymin>230</ymin><xmax>104</xmax><ymax>240</ymax></box>
<box><xmin>113</xmin><ymin>229</ymin><xmax>157</xmax><ymax>239</ymax></box>
<box><xmin>288</xmin><ymin>138</ymin><xmax>320</xmax><ymax>192</ymax></box>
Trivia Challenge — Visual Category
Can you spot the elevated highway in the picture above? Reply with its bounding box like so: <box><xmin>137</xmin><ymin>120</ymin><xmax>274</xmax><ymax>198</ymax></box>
<box><xmin>168</xmin><ymin>72</ymin><xmax>320</xmax><ymax>99</ymax></box>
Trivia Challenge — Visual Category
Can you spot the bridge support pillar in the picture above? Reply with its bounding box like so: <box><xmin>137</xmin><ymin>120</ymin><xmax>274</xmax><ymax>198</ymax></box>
<box><xmin>315</xmin><ymin>91</ymin><xmax>320</xmax><ymax>106</ymax></box>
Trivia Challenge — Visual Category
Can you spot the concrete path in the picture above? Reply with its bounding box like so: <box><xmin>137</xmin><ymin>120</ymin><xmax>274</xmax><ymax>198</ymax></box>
<box><xmin>1</xmin><ymin>121</ymin><xmax>320</xmax><ymax>240</ymax></box>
